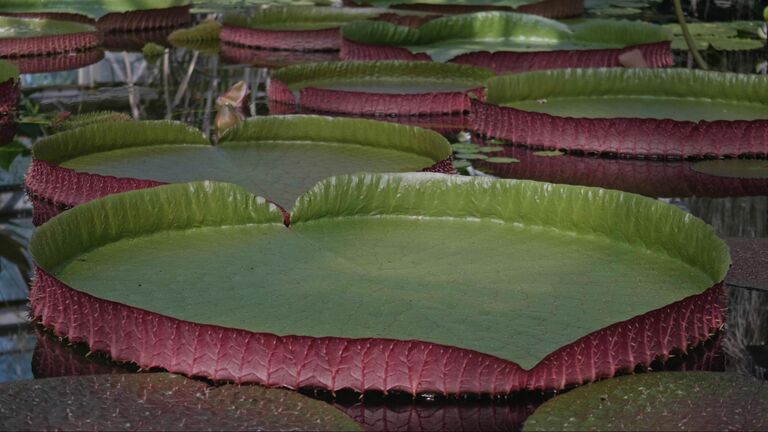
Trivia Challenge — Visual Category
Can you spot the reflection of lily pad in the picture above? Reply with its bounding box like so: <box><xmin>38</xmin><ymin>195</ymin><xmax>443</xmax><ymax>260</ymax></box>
<box><xmin>342</xmin><ymin>13</ymin><xmax>672</xmax><ymax>71</ymax></box>
<box><xmin>523</xmin><ymin>372</ymin><xmax>768</xmax><ymax>431</ymax></box>
<box><xmin>26</xmin><ymin>116</ymin><xmax>452</xmax><ymax>214</ymax></box>
<box><xmin>691</xmin><ymin>159</ymin><xmax>768</xmax><ymax>179</ymax></box>
<box><xmin>0</xmin><ymin>374</ymin><xmax>360</xmax><ymax>431</ymax></box>
<box><xmin>30</xmin><ymin>174</ymin><xmax>729</xmax><ymax>394</ymax></box>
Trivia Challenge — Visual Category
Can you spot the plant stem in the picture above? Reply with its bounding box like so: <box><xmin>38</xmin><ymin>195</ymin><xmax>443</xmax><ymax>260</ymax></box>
<box><xmin>674</xmin><ymin>0</ymin><xmax>708</xmax><ymax>70</ymax></box>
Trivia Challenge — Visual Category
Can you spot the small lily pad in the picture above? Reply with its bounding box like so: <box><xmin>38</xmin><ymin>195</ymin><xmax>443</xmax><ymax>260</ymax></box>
<box><xmin>478</xmin><ymin>146</ymin><xmax>504</xmax><ymax>153</ymax></box>
<box><xmin>523</xmin><ymin>372</ymin><xmax>768</xmax><ymax>431</ymax></box>
<box><xmin>455</xmin><ymin>152</ymin><xmax>488</xmax><ymax>160</ymax></box>
<box><xmin>451</xmin><ymin>143</ymin><xmax>480</xmax><ymax>152</ymax></box>
<box><xmin>452</xmin><ymin>159</ymin><xmax>471</xmax><ymax>169</ymax></box>
<box><xmin>691</xmin><ymin>159</ymin><xmax>768</xmax><ymax>179</ymax></box>
<box><xmin>533</xmin><ymin>150</ymin><xmax>565</xmax><ymax>157</ymax></box>
<box><xmin>708</xmin><ymin>37</ymin><xmax>764</xmax><ymax>51</ymax></box>
<box><xmin>671</xmin><ymin>37</ymin><xmax>710</xmax><ymax>51</ymax></box>
<box><xmin>484</xmin><ymin>156</ymin><xmax>520</xmax><ymax>163</ymax></box>
<box><xmin>591</xmin><ymin>7</ymin><xmax>643</xmax><ymax>16</ymax></box>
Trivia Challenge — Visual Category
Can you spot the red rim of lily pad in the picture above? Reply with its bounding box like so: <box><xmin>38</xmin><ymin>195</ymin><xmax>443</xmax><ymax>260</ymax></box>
<box><xmin>471</xmin><ymin>145</ymin><xmax>768</xmax><ymax>198</ymax></box>
<box><xmin>473</xmin><ymin>68</ymin><xmax>768</xmax><ymax>158</ymax></box>
<box><xmin>267</xmin><ymin>61</ymin><xmax>492</xmax><ymax>116</ymax></box>
<box><xmin>344</xmin><ymin>0</ymin><xmax>584</xmax><ymax>19</ymax></box>
<box><xmin>25</xmin><ymin>115</ymin><xmax>453</xmax><ymax>224</ymax></box>
<box><xmin>340</xmin><ymin>13</ymin><xmax>672</xmax><ymax>73</ymax></box>
<box><xmin>29</xmin><ymin>174</ymin><xmax>729</xmax><ymax>395</ymax></box>
<box><xmin>0</xmin><ymin>17</ymin><xmax>102</xmax><ymax>57</ymax></box>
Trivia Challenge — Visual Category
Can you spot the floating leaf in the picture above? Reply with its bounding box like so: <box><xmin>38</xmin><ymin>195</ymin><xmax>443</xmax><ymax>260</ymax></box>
<box><xmin>708</xmin><ymin>37</ymin><xmax>764</xmax><ymax>51</ymax></box>
<box><xmin>590</xmin><ymin>7</ymin><xmax>642</xmax><ymax>16</ymax></box>
<box><xmin>485</xmin><ymin>156</ymin><xmax>520</xmax><ymax>163</ymax></box>
<box><xmin>141</xmin><ymin>42</ymin><xmax>165</xmax><ymax>62</ymax></box>
<box><xmin>691</xmin><ymin>159</ymin><xmax>768</xmax><ymax>179</ymax></box>
<box><xmin>478</xmin><ymin>146</ymin><xmax>504</xmax><ymax>153</ymax></box>
<box><xmin>168</xmin><ymin>20</ymin><xmax>221</xmax><ymax>44</ymax></box>
<box><xmin>50</xmin><ymin>111</ymin><xmax>131</xmax><ymax>133</ymax></box>
<box><xmin>523</xmin><ymin>372</ymin><xmax>768</xmax><ymax>431</ymax></box>
<box><xmin>455</xmin><ymin>152</ymin><xmax>488</xmax><ymax>159</ymax></box>
<box><xmin>452</xmin><ymin>159</ymin><xmax>471</xmax><ymax>169</ymax></box>
<box><xmin>533</xmin><ymin>150</ymin><xmax>565</xmax><ymax>157</ymax></box>
<box><xmin>29</xmin><ymin>174</ymin><xmax>729</xmax><ymax>394</ymax></box>
<box><xmin>451</xmin><ymin>143</ymin><xmax>480</xmax><ymax>152</ymax></box>
<box><xmin>0</xmin><ymin>374</ymin><xmax>360</xmax><ymax>431</ymax></box>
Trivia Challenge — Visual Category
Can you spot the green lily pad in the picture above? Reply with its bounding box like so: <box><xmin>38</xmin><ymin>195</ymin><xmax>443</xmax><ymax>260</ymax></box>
<box><xmin>523</xmin><ymin>372</ymin><xmax>768</xmax><ymax>431</ymax></box>
<box><xmin>31</xmin><ymin>174</ymin><xmax>729</xmax><ymax>372</ymax></box>
<box><xmin>0</xmin><ymin>16</ymin><xmax>97</xmax><ymax>39</ymax></box>
<box><xmin>708</xmin><ymin>37</ymin><xmax>764</xmax><ymax>51</ymax></box>
<box><xmin>590</xmin><ymin>7</ymin><xmax>643</xmax><ymax>16</ymax></box>
<box><xmin>670</xmin><ymin>36</ymin><xmax>710</xmax><ymax>51</ymax></box>
<box><xmin>0</xmin><ymin>0</ymin><xmax>190</xmax><ymax>19</ymax></box>
<box><xmin>168</xmin><ymin>20</ymin><xmax>221</xmax><ymax>45</ymax></box>
<box><xmin>271</xmin><ymin>61</ymin><xmax>493</xmax><ymax>95</ymax></box>
<box><xmin>342</xmin><ymin>13</ymin><xmax>672</xmax><ymax>62</ymax></box>
<box><xmin>691</xmin><ymin>159</ymin><xmax>768</xmax><ymax>179</ymax></box>
<box><xmin>484</xmin><ymin>156</ymin><xmax>520</xmax><ymax>163</ymax></box>
<box><xmin>477</xmin><ymin>146</ymin><xmax>504</xmax><ymax>153</ymax></box>
<box><xmin>0</xmin><ymin>59</ymin><xmax>18</xmax><ymax>83</ymax></box>
<box><xmin>365</xmin><ymin>0</ymin><xmax>536</xmax><ymax>8</ymax></box>
<box><xmin>50</xmin><ymin>111</ymin><xmax>132</xmax><ymax>133</ymax></box>
<box><xmin>0</xmin><ymin>374</ymin><xmax>360</xmax><ymax>431</ymax></box>
<box><xmin>485</xmin><ymin>68</ymin><xmax>768</xmax><ymax>122</ymax></box>
<box><xmin>662</xmin><ymin>22</ymin><xmax>738</xmax><ymax>38</ymax></box>
<box><xmin>455</xmin><ymin>152</ymin><xmax>487</xmax><ymax>159</ymax></box>
<box><xmin>533</xmin><ymin>150</ymin><xmax>565</xmax><ymax>157</ymax></box>
<box><xmin>32</xmin><ymin>116</ymin><xmax>451</xmax><ymax>210</ymax></box>
<box><xmin>224</xmin><ymin>6</ymin><xmax>380</xmax><ymax>32</ymax></box>
<box><xmin>451</xmin><ymin>143</ymin><xmax>480</xmax><ymax>152</ymax></box>
<box><xmin>452</xmin><ymin>159</ymin><xmax>471</xmax><ymax>169</ymax></box>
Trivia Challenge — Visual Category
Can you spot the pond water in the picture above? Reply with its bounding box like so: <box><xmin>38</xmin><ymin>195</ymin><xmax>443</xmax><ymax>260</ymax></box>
<box><xmin>1</xmin><ymin>3</ymin><xmax>767</xmax><ymax>431</ymax></box>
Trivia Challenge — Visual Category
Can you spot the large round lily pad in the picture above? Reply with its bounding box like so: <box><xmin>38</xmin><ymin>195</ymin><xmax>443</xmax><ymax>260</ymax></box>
<box><xmin>25</xmin><ymin>115</ymin><xmax>452</xmax><ymax>222</ymax></box>
<box><xmin>471</xmin><ymin>145</ymin><xmax>768</xmax><ymax>198</ymax></box>
<box><xmin>691</xmin><ymin>159</ymin><xmax>768</xmax><ymax>179</ymax></box>
<box><xmin>30</xmin><ymin>173</ymin><xmax>729</xmax><ymax>395</ymax></box>
<box><xmin>0</xmin><ymin>0</ymin><xmax>192</xmax><ymax>33</ymax></box>
<box><xmin>341</xmin><ymin>13</ymin><xmax>672</xmax><ymax>72</ymax></box>
<box><xmin>344</xmin><ymin>0</ymin><xmax>584</xmax><ymax>19</ymax></box>
<box><xmin>221</xmin><ymin>6</ymin><xmax>383</xmax><ymax>51</ymax></box>
<box><xmin>268</xmin><ymin>61</ymin><xmax>493</xmax><ymax>116</ymax></box>
<box><xmin>474</xmin><ymin>68</ymin><xmax>768</xmax><ymax>158</ymax></box>
<box><xmin>0</xmin><ymin>374</ymin><xmax>360</xmax><ymax>431</ymax></box>
<box><xmin>0</xmin><ymin>16</ymin><xmax>101</xmax><ymax>57</ymax></box>
<box><xmin>523</xmin><ymin>372</ymin><xmax>768</xmax><ymax>431</ymax></box>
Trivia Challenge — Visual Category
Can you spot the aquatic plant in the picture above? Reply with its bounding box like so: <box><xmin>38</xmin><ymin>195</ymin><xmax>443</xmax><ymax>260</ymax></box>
<box><xmin>29</xmin><ymin>173</ymin><xmax>728</xmax><ymax>395</ymax></box>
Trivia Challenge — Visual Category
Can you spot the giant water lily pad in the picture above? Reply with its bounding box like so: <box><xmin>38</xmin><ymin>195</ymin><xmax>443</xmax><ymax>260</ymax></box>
<box><xmin>345</xmin><ymin>0</ymin><xmax>584</xmax><ymax>19</ymax></box>
<box><xmin>0</xmin><ymin>16</ymin><xmax>101</xmax><ymax>57</ymax></box>
<box><xmin>0</xmin><ymin>0</ymin><xmax>191</xmax><ymax>33</ymax></box>
<box><xmin>25</xmin><ymin>115</ymin><xmax>452</xmax><ymax>221</ymax></box>
<box><xmin>474</xmin><ymin>68</ymin><xmax>768</xmax><ymax>158</ymax></box>
<box><xmin>691</xmin><ymin>159</ymin><xmax>768</xmax><ymax>179</ymax></box>
<box><xmin>268</xmin><ymin>61</ymin><xmax>493</xmax><ymax>116</ymax></box>
<box><xmin>523</xmin><ymin>372</ymin><xmax>768</xmax><ymax>431</ymax></box>
<box><xmin>0</xmin><ymin>374</ymin><xmax>360</xmax><ymax>431</ymax></box>
<box><xmin>222</xmin><ymin>6</ymin><xmax>383</xmax><ymax>51</ymax></box>
<box><xmin>341</xmin><ymin>13</ymin><xmax>672</xmax><ymax>72</ymax></box>
<box><xmin>30</xmin><ymin>173</ymin><xmax>729</xmax><ymax>394</ymax></box>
